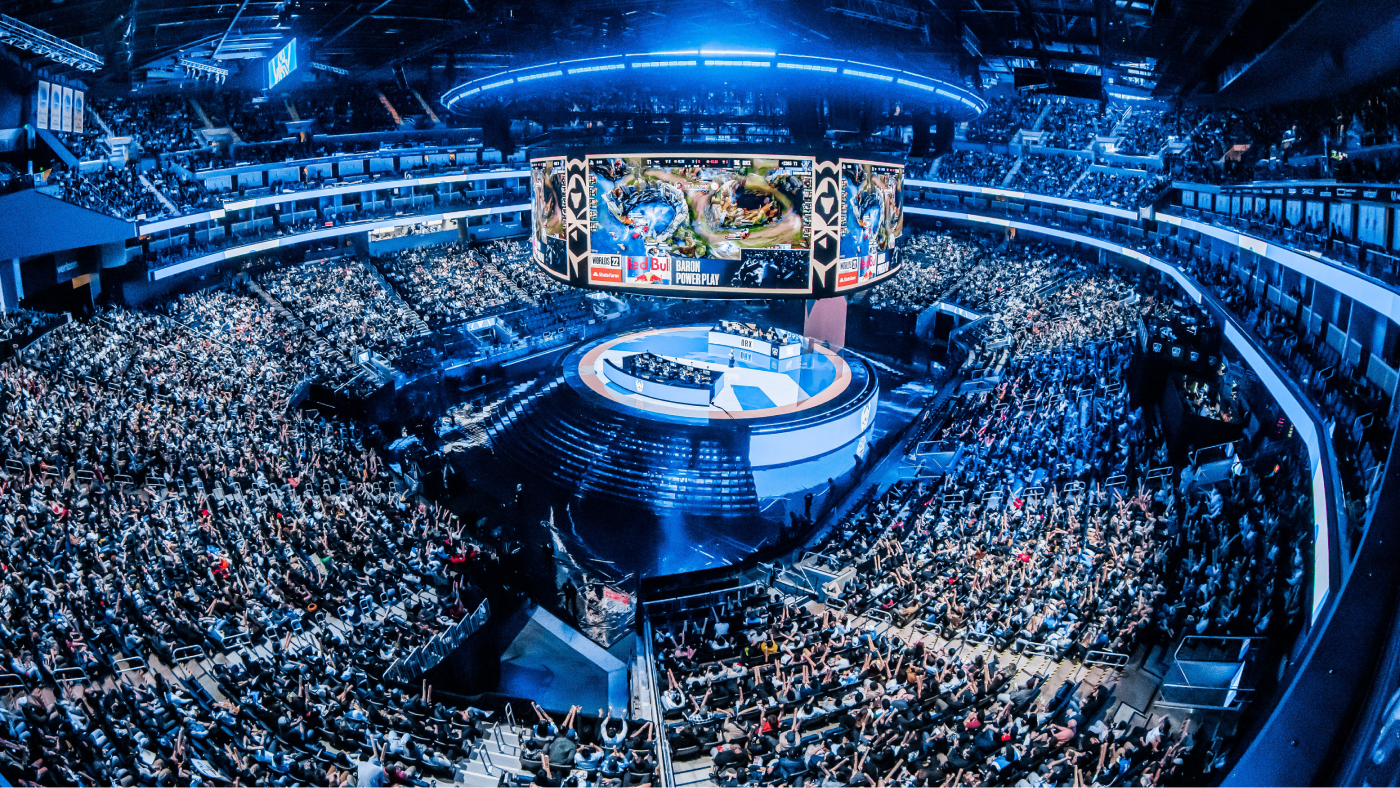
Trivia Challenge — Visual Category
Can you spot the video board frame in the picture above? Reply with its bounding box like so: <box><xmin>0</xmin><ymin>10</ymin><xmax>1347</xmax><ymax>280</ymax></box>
<box><xmin>836</xmin><ymin>158</ymin><xmax>904</xmax><ymax>292</ymax></box>
<box><xmin>529</xmin><ymin>155</ymin><xmax>569</xmax><ymax>281</ymax></box>
<box><xmin>584</xmin><ymin>152</ymin><xmax>816</xmax><ymax>296</ymax></box>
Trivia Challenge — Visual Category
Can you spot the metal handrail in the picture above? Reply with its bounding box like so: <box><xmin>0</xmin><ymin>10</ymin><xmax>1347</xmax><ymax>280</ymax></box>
<box><xmin>1189</xmin><ymin>440</ymin><xmax>1238</xmax><ymax>466</ymax></box>
<box><xmin>54</xmin><ymin>667</ymin><xmax>88</xmax><ymax>684</ymax></box>
<box><xmin>642</xmin><ymin>618</ymin><xmax>676</xmax><ymax>788</ymax></box>
<box><xmin>172</xmin><ymin>645</ymin><xmax>206</xmax><ymax>664</ymax></box>
<box><xmin>475</xmin><ymin>738</ymin><xmax>496</xmax><ymax>775</ymax></box>
<box><xmin>114</xmin><ymin>657</ymin><xmax>148</xmax><ymax>676</ymax></box>
<box><xmin>492</xmin><ymin>721</ymin><xmax>507</xmax><ymax>755</ymax></box>
<box><xmin>1084</xmin><ymin>650</ymin><xmax>1131</xmax><ymax>668</ymax></box>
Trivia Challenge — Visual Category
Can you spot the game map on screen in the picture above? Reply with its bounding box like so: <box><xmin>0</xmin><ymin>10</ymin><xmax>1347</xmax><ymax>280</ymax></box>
<box><xmin>586</xmin><ymin>155</ymin><xmax>814</xmax><ymax>293</ymax></box>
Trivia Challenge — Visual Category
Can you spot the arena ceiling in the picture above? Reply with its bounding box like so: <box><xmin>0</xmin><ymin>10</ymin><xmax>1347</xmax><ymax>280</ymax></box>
<box><xmin>2</xmin><ymin>0</ymin><xmax>1336</xmax><ymax>103</ymax></box>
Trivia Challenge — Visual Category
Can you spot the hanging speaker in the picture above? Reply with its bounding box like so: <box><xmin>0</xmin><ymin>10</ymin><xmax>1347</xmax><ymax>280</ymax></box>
<box><xmin>931</xmin><ymin>112</ymin><xmax>955</xmax><ymax>156</ymax></box>
<box><xmin>910</xmin><ymin>109</ymin><xmax>932</xmax><ymax>158</ymax></box>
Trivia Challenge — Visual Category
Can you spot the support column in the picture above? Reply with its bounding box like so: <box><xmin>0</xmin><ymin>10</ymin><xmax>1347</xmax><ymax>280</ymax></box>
<box><xmin>0</xmin><ymin>259</ymin><xmax>21</xmax><ymax>314</ymax></box>
<box><xmin>804</xmin><ymin>296</ymin><xmax>847</xmax><ymax>349</ymax></box>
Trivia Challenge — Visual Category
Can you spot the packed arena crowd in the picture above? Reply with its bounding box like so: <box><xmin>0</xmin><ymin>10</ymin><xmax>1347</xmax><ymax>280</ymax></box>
<box><xmin>260</xmin><ymin>258</ymin><xmax>429</xmax><ymax>364</ymax></box>
<box><xmin>863</xmin><ymin>230</ymin><xmax>1084</xmax><ymax>317</ymax></box>
<box><xmin>0</xmin><ymin>211</ymin><xmax>1331</xmax><ymax>788</ymax></box>
<box><xmin>0</xmin><ymin>295</ymin><xmax>557</xmax><ymax>786</ymax></box>
<box><xmin>1007</xmin><ymin>154</ymin><xmax>1088</xmax><ymax>197</ymax></box>
<box><xmin>649</xmin><ymin>237</ymin><xmax>1312</xmax><ymax>786</ymax></box>
<box><xmin>935</xmin><ymin>201</ymin><xmax>1390</xmax><ymax>553</ymax></box>
<box><xmin>44</xmin><ymin>165</ymin><xmax>163</xmax><ymax>221</ymax></box>
<box><xmin>375</xmin><ymin>240</ymin><xmax>573</xmax><ymax>330</ymax></box>
<box><xmin>90</xmin><ymin>96</ymin><xmax>203</xmax><ymax>156</ymax></box>
<box><xmin>377</xmin><ymin>244</ymin><xmax>528</xmax><ymax>329</ymax></box>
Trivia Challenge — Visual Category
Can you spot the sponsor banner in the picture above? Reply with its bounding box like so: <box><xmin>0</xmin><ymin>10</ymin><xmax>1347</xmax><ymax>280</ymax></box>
<box><xmin>626</xmin><ymin>251</ymin><xmax>672</xmax><ymax>285</ymax></box>
<box><xmin>836</xmin><ymin>258</ymin><xmax>859</xmax><ymax>288</ymax></box>
<box><xmin>589</xmin><ymin>253</ymin><xmax>623</xmax><ymax>283</ymax></box>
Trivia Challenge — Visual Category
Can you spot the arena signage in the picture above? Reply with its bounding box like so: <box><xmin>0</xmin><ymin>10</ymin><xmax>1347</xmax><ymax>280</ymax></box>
<box><xmin>266</xmin><ymin>39</ymin><xmax>298</xmax><ymax>89</ymax></box>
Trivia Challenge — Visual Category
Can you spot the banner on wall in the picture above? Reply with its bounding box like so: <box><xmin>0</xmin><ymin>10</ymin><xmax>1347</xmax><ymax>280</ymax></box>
<box><xmin>60</xmin><ymin>87</ymin><xmax>74</xmax><ymax>133</ymax></box>
<box><xmin>72</xmin><ymin>91</ymin><xmax>84</xmax><ymax>135</ymax></box>
<box><xmin>35</xmin><ymin>82</ymin><xmax>49</xmax><ymax>130</ymax></box>
<box><xmin>49</xmin><ymin>87</ymin><xmax>62</xmax><ymax>131</ymax></box>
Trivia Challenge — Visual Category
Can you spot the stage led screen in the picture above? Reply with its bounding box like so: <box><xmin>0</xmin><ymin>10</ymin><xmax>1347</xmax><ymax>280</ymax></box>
<box><xmin>585</xmin><ymin>154</ymin><xmax>814</xmax><ymax>294</ymax></box>
<box><xmin>530</xmin><ymin>156</ymin><xmax>568</xmax><ymax>278</ymax></box>
<box><xmin>836</xmin><ymin>159</ymin><xmax>903</xmax><ymax>290</ymax></box>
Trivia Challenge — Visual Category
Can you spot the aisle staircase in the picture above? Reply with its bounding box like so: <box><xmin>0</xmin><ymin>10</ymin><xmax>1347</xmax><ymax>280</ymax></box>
<box><xmin>137</xmin><ymin>171</ymin><xmax>179</xmax><ymax>215</ymax></box>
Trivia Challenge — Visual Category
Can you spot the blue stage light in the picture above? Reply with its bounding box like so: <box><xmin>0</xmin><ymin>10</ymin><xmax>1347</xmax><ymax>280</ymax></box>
<box><xmin>568</xmin><ymin>64</ymin><xmax>625</xmax><ymax>74</ymax></box>
<box><xmin>844</xmin><ymin>68</ymin><xmax>893</xmax><ymax>82</ymax></box>
<box><xmin>699</xmin><ymin>48</ymin><xmax>776</xmax><ymax>57</ymax></box>
<box><xmin>777</xmin><ymin>62</ymin><xmax>838</xmax><ymax>73</ymax></box>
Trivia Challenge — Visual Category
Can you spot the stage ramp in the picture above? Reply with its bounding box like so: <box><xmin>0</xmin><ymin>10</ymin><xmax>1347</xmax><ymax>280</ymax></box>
<box><xmin>498</xmin><ymin>605</ymin><xmax>630</xmax><ymax>714</ymax></box>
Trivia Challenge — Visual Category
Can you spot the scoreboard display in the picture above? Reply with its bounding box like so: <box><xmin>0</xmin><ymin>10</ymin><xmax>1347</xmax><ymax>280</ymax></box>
<box><xmin>531</xmin><ymin>150</ymin><xmax>902</xmax><ymax>298</ymax></box>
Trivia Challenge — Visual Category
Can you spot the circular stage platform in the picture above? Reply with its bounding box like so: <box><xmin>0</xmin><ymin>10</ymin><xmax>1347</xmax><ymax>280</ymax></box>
<box><xmin>489</xmin><ymin>323</ymin><xmax>879</xmax><ymax>576</ymax></box>
<box><xmin>567</xmin><ymin>325</ymin><xmax>857</xmax><ymax>422</ymax></box>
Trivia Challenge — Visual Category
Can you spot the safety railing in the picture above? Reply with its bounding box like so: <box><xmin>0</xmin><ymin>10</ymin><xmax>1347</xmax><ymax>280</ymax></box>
<box><xmin>54</xmin><ymin>667</ymin><xmax>88</xmax><ymax>685</ymax></box>
<box><xmin>642</xmin><ymin>618</ymin><xmax>676</xmax><ymax>788</ymax></box>
<box><xmin>1084</xmin><ymin>650</ymin><xmax>1131</xmax><ymax>668</ymax></box>
<box><xmin>113</xmin><ymin>656</ymin><xmax>148</xmax><ymax>678</ymax></box>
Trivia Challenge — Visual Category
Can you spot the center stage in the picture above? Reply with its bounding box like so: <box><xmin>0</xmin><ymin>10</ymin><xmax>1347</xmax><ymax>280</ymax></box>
<box><xmin>487</xmin><ymin>324</ymin><xmax>879</xmax><ymax>576</ymax></box>
<box><xmin>572</xmin><ymin>325</ymin><xmax>854</xmax><ymax>421</ymax></box>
